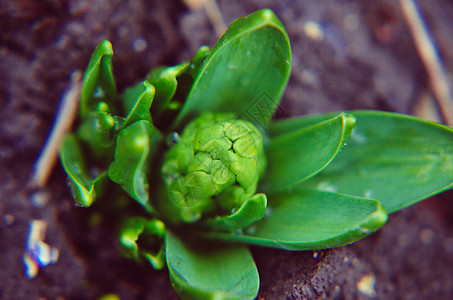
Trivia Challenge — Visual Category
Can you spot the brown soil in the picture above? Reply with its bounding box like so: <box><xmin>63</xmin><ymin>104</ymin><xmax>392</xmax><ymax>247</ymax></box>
<box><xmin>1</xmin><ymin>0</ymin><xmax>453</xmax><ymax>299</ymax></box>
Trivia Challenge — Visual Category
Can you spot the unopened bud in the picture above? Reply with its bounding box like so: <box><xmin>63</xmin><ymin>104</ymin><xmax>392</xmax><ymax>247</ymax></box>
<box><xmin>161</xmin><ymin>112</ymin><xmax>266</xmax><ymax>222</ymax></box>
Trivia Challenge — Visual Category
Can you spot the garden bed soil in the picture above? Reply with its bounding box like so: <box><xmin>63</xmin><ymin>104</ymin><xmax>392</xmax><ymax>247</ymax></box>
<box><xmin>1</xmin><ymin>0</ymin><xmax>453</xmax><ymax>299</ymax></box>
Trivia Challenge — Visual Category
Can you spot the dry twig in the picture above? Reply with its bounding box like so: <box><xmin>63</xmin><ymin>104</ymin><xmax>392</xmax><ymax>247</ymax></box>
<box><xmin>183</xmin><ymin>0</ymin><xmax>226</xmax><ymax>37</ymax></box>
<box><xmin>399</xmin><ymin>0</ymin><xmax>453</xmax><ymax>125</ymax></box>
<box><xmin>30</xmin><ymin>71</ymin><xmax>82</xmax><ymax>188</ymax></box>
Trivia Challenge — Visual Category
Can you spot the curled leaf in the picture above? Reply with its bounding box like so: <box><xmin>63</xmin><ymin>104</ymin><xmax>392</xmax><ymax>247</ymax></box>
<box><xmin>80</xmin><ymin>40</ymin><xmax>117</xmax><ymax>117</ymax></box>
<box><xmin>122</xmin><ymin>81</ymin><xmax>155</xmax><ymax>129</ymax></box>
<box><xmin>59</xmin><ymin>134</ymin><xmax>107</xmax><ymax>207</ymax></box>
<box><xmin>119</xmin><ymin>217</ymin><xmax>166</xmax><ymax>270</ymax></box>
<box><xmin>148</xmin><ymin>62</ymin><xmax>189</xmax><ymax>119</ymax></box>
<box><xmin>108</xmin><ymin>120</ymin><xmax>163</xmax><ymax>211</ymax></box>
<box><xmin>77</xmin><ymin>111</ymin><xmax>115</xmax><ymax>157</ymax></box>
<box><xmin>147</xmin><ymin>46</ymin><xmax>211</xmax><ymax>128</ymax></box>
<box><xmin>200</xmin><ymin>193</ymin><xmax>267</xmax><ymax>231</ymax></box>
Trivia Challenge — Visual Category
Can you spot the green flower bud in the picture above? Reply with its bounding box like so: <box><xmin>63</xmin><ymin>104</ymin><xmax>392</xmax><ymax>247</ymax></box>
<box><xmin>161</xmin><ymin>112</ymin><xmax>266</xmax><ymax>222</ymax></box>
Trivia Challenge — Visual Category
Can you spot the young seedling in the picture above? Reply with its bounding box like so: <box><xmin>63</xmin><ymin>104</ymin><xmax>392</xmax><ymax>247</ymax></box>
<box><xmin>59</xmin><ymin>9</ymin><xmax>453</xmax><ymax>299</ymax></box>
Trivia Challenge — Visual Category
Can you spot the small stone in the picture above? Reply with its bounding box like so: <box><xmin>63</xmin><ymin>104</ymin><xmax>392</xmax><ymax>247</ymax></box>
<box><xmin>299</xmin><ymin>69</ymin><xmax>319</xmax><ymax>87</ymax></box>
<box><xmin>303</xmin><ymin>20</ymin><xmax>324</xmax><ymax>41</ymax></box>
<box><xmin>357</xmin><ymin>273</ymin><xmax>376</xmax><ymax>297</ymax></box>
<box><xmin>132</xmin><ymin>38</ymin><xmax>147</xmax><ymax>52</ymax></box>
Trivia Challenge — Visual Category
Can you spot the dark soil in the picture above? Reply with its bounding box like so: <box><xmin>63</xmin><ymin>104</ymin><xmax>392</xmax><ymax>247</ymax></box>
<box><xmin>1</xmin><ymin>0</ymin><xmax>453</xmax><ymax>299</ymax></box>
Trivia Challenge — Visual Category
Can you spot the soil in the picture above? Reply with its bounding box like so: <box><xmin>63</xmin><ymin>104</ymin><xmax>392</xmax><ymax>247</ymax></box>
<box><xmin>1</xmin><ymin>0</ymin><xmax>453</xmax><ymax>299</ymax></box>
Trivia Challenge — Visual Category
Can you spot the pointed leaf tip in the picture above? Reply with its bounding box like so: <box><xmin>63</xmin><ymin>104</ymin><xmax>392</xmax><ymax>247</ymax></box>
<box><xmin>302</xmin><ymin>110</ymin><xmax>453</xmax><ymax>213</ymax></box>
<box><xmin>174</xmin><ymin>9</ymin><xmax>291</xmax><ymax>128</ymax></box>
<box><xmin>80</xmin><ymin>40</ymin><xmax>117</xmax><ymax>117</ymax></box>
<box><xmin>261</xmin><ymin>113</ymin><xmax>356</xmax><ymax>192</ymax></box>
<box><xmin>201</xmin><ymin>193</ymin><xmax>268</xmax><ymax>231</ymax></box>
<box><xmin>200</xmin><ymin>190</ymin><xmax>387</xmax><ymax>250</ymax></box>
<box><xmin>119</xmin><ymin>217</ymin><xmax>166</xmax><ymax>270</ymax></box>
<box><xmin>122</xmin><ymin>81</ymin><xmax>155</xmax><ymax>129</ymax></box>
<box><xmin>59</xmin><ymin>134</ymin><xmax>107</xmax><ymax>207</ymax></box>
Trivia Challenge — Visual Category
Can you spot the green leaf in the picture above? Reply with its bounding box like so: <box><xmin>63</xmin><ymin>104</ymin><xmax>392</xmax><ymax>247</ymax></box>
<box><xmin>77</xmin><ymin>111</ymin><xmax>115</xmax><ymax>157</ymax></box>
<box><xmin>148</xmin><ymin>62</ymin><xmax>189</xmax><ymax>118</ymax></box>
<box><xmin>187</xmin><ymin>45</ymin><xmax>211</xmax><ymax>77</ymax></box>
<box><xmin>147</xmin><ymin>46</ymin><xmax>210</xmax><ymax>127</ymax></box>
<box><xmin>174</xmin><ymin>9</ymin><xmax>291</xmax><ymax>128</ymax></box>
<box><xmin>119</xmin><ymin>217</ymin><xmax>166</xmax><ymax>270</ymax></box>
<box><xmin>200</xmin><ymin>193</ymin><xmax>267</xmax><ymax>231</ymax></box>
<box><xmin>301</xmin><ymin>110</ymin><xmax>453</xmax><ymax>213</ymax></box>
<box><xmin>267</xmin><ymin>112</ymin><xmax>338</xmax><ymax>137</ymax></box>
<box><xmin>108</xmin><ymin>120</ymin><xmax>163</xmax><ymax>211</ymax></box>
<box><xmin>165</xmin><ymin>231</ymin><xmax>259</xmax><ymax>300</ymax></box>
<box><xmin>59</xmin><ymin>134</ymin><xmax>107</xmax><ymax>207</ymax></box>
<box><xmin>260</xmin><ymin>113</ymin><xmax>356</xmax><ymax>192</ymax></box>
<box><xmin>122</xmin><ymin>82</ymin><xmax>146</xmax><ymax>116</ymax></box>
<box><xmin>122</xmin><ymin>81</ymin><xmax>155</xmax><ymax>128</ymax></box>
<box><xmin>80</xmin><ymin>40</ymin><xmax>117</xmax><ymax>117</ymax></box>
<box><xmin>200</xmin><ymin>190</ymin><xmax>387</xmax><ymax>250</ymax></box>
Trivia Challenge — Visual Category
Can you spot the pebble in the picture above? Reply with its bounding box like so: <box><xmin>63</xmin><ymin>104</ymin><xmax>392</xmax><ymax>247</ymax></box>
<box><xmin>303</xmin><ymin>20</ymin><xmax>324</xmax><ymax>41</ymax></box>
<box><xmin>357</xmin><ymin>273</ymin><xmax>377</xmax><ymax>297</ymax></box>
<box><xmin>133</xmin><ymin>38</ymin><xmax>147</xmax><ymax>52</ymax></box>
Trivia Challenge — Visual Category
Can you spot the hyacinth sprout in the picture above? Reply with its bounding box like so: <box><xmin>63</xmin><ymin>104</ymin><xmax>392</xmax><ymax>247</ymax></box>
<box><xmin>59</xmin><ymin>9</ymin><xmax>453</xmax><ymax>299</ymax></box>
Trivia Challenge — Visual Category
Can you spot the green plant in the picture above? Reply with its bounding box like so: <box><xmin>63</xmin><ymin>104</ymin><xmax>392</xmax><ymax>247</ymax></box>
<box><xmin>59</xmin><ymin>9</ymin><xmax>453</xmax><ymax>299</ymax></box>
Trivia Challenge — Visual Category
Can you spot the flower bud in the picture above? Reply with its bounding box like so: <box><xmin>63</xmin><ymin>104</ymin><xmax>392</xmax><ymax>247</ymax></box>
<box><xmin>161</xmin><ymin>112</ymin><xmax>266</xmax><ymax>222</ymax></box>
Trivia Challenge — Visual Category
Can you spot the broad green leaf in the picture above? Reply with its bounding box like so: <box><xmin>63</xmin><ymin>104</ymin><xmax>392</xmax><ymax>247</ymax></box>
<box><xmin>165</xmin><ymin>230</ymin><xmax>259</xmax><ymax>300</ymax></box>
<box><xmin>201</xmin><ymin>193</ymin><xmax>267</xmax><ymax>231</ymax></box>
<box><xmin>260</xmin><ymin>113</ymin><xmax>356</xmax><ymax>192</ymax></box>
<box><xmin>119</xmin><ymin>217</ymin><xmax>166</xmax><ymax>270</ymax></box>
<box><xmin>122</xmin><ymin>81</ymin><xmax>155</xmax><ymax>128</ymax></box>
<box><xmin>301</xmin><ymin>110</ymin><xmax>453</xmax><ymax>213</ymax></box>
<box><xmin>108</xmin><ymin>120</ymin><xmax>163</xmax><ymax>211</ymax></box>
<box><xmin>80</xmin><ymin>40</ymin><xmax>117</xmax><ymax>117</ymax></box>
<box><xmin>174</xmin><ymin>9</ymin><xmax>291</xmax><ymax>128</ymax></box>
<box><xmin>59</xmin><ymin>134</ymin><xmax>107</xmax><ymax>207</ymax></box>
<box><xmin>200</xmin><ymin>190</ymin><xmax>387</xmax><ymax>250</ymax></box>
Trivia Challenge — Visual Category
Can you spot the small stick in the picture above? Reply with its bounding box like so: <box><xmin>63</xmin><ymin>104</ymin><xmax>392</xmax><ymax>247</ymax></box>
<box><xmin>399</xmin><ymin>0</ymin><xmax>453</xmax><ymax>126</ymax></box>
<box><xmin>30</xmin><ymin>71</ymin><xmax>82</xmax><ymax>188</ymax></box>
<box><xmin>183</xmin><ymin>0</ymin><xmax>226</xmax><ymax>37</ymax></box>
<box><xmin>203</xmin><ymin>0</ymin><xmax>226</xmax><ymax>37</ymax></box>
